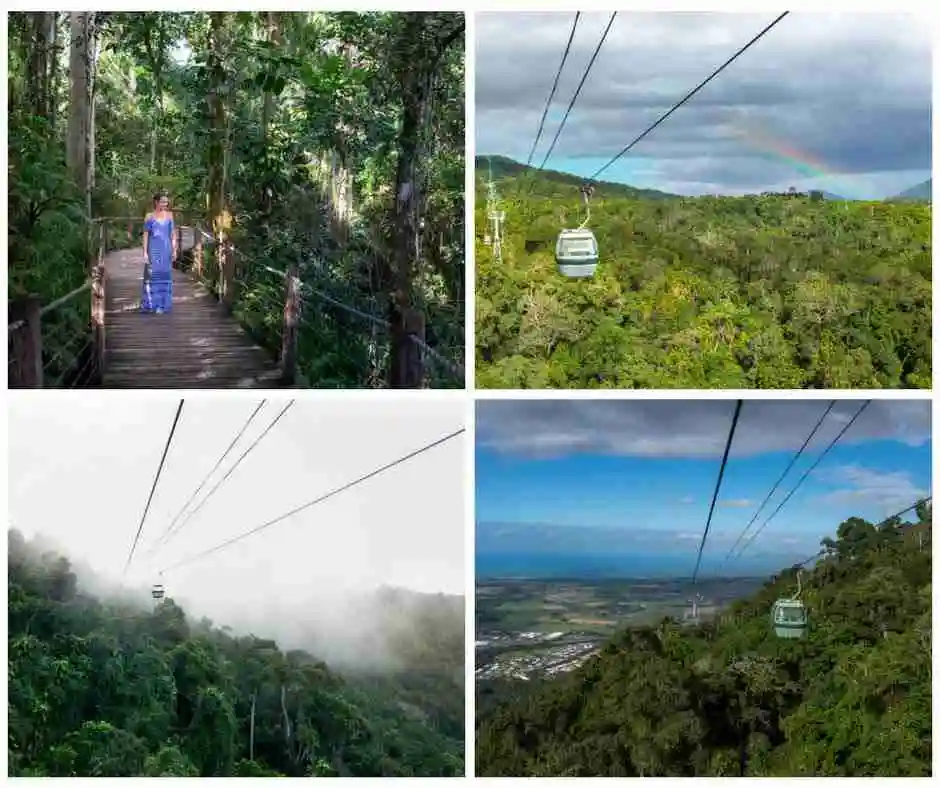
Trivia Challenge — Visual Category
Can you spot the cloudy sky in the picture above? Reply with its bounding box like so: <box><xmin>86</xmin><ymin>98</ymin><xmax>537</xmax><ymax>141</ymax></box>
<box><xmin>9</xmin><ymin>396</ymin><xmax>465</xmax><ymax>643</ymax></box>
<box><xmin>476</xmin><ymin>12</ymin><xmax>932</xmax><ymax>198</ymax></box>
<box><xmin>476</xmin><ymin>399</ymin><xmax>931</xmax><ymax>576</ymax></box>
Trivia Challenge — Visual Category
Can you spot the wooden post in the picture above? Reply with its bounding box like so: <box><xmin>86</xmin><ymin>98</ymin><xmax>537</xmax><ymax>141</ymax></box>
<box><xmin>174</xmin><ymin>224</ymin><xmax>182</xmax><ymax>268</ymax></box>
<box><xmin>8</xmin><ymin>296</ymin><xmax>43</xmax><ymax>388</ymax></box>
<box><xmin>90</xmin><ymin>264</ymin><xmax>105</xmax><ymax>385</ymax></box>
<box><xmin>193</xmin><ymin>225</ymin><xmax>204</xmax><ymax>279</ymax></box>
<box><xmin>100</xmin><ymin>221</ymin><xmax>107</xmax><ymax>257</ymax></box>
<box><xmin>389</xmin><ymin>307</ymin><xmax>425</xmax><ymax>388</ymax></box>
<box><xmin>281</xmin><ymin>263</ymin><xmax>301</xmax><ymax>386</ymax></box>
<box><xmin>219</xmin><ymin>240</ymin><xmax>236</xmax><ymax>310</ymax></box>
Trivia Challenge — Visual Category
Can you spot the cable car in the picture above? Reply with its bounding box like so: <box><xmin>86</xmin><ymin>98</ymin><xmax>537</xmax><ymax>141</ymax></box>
<box><xmin>555</xmin><ymin>228</ymin><xmax>599</xmax><ymax>278</ymax></box>
<box><xmin>771</xmin><ymin>569</ymin><xmax>806</xmax><ymax>638</ymax></box>
<box><xmin>771</xmin><ymin>598</ymin><xmax>807</xmax><ymax>638</ymax></box>
<box><xmin>556</xmin><ymin>182</ymin><xmax>599</xmax><ymax>278</ymax></box>
<box><xmin>152</xmin><ymin>583</ymin><xmax>165</xmax><ymax>601</ymax></box>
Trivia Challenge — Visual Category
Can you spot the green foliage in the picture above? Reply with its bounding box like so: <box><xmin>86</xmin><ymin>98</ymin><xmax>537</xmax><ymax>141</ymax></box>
<box><xmin>475</xmin><ymin>164</ymin><xmax>932</xmax><ymax>389</ymax></box>
<box><xmin>475</xmin><ymin>512</ymin><xmax>932</xmax><ymax>776</ymax></box>
<box><xmin>8</xmin><ymin>11</ymin><xmax>464</xmax><ymax>387</ymax></box>
<box><xmin>8</xmin><ymin>531</ymin><xmax>465</xmax><ymax>777</ymax></box>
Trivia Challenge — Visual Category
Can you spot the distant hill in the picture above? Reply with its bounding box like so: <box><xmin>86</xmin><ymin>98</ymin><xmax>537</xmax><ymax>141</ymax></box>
<box><xmin>890</xmin><ymin>178</ymin><xmax>931</xmax><ymax>202</ymax></box>
<box><xmin>476</xmin><ymin>154</ymin><xmax>676</xmax><ymax>200</ymax></box>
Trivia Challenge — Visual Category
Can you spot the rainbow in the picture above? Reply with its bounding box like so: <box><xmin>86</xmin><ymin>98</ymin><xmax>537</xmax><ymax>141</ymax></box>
<box><xmin>733</xmin><ymin>122</ymin><xmax>851</xmax><ymax>194</ymax></box>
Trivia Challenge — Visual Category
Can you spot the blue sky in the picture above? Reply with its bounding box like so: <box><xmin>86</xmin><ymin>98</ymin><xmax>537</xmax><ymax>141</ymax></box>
<box><xmin>476</xmin><ymin>12</ymin><xmax>931</xmax><ymax>198</ymax></box>
<box><xmin>476</xmin><ymin>400</ymin><xmax>931</xmax><ymax>576</ymax></box>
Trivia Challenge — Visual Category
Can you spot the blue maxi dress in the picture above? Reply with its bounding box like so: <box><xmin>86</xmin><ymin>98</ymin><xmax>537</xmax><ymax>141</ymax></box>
<box><xmin>142</xmin><ymin>214</ymin><xmax>174</xmax><ymax>313</ymax></box>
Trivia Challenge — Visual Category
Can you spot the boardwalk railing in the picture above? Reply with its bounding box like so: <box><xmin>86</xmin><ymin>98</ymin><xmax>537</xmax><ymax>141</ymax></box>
<box><xmin>8</xmin><ymin>221</ymin><xmax>110</xmax><ymax>388</ymax></box>
<box><xmin>8</xmin><ymin>215</ymin><xmax>464</xmax><ymax>389</ymax></box>
<box><xmin>186</xmin><ymin>227</ymin><xmax>464</xmax><ymax>389</ymax></box>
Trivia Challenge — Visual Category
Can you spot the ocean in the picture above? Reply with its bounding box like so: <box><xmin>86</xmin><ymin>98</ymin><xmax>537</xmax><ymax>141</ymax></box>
<box><xmin>476</xmin><ymin>551</ymin><xmax>697</xmax><ymax>580</ymax></box>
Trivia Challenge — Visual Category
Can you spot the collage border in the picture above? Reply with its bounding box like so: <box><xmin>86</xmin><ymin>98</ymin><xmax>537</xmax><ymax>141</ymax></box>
<box><xmin>2</xmin><ymin>1</ymin><xmax>939</xmax><ymax>782</ymax></box>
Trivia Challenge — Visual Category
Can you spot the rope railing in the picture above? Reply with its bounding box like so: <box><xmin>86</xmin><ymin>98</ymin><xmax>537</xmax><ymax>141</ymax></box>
<box><xmin>191</xmin><ymin>227</ymin><xmax>464</xmax><ymax>388</ymax></box>
<box><xmin>8</xmin><ymin>214</ymin><xmax>464</xmax><ymax>389</ymax></box>
<box><xmin>8</xmin><ymin>223</ymin><xmax>108</xmax><ymax>388</ymax></box>
<box><xmin>7</xmin><ymin>217</ymin><xmax>194</xmax><ymax>388</ymax></box>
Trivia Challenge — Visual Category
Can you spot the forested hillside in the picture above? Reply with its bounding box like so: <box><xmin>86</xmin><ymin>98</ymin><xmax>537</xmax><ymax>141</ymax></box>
<box><xmin>476</xmin><ymin>508</ymin><xmax>932</xmax><ymax>776</ymax></box>
<box><xmin>475</xmin><ymin>162</ymin><xmax>931</xmax><ymax>390</ymax></box>
<box><xmin>8</xmin><ymin>530</ymin><xmax>465</xmax><ymax>777</ymax></box>
<box><xmin>891</xmin><ymin>179</ymin><xmax>932</xmax><ymax>203</ymax></box>
<box><xmin>8</xmin><ymin>11</ymin><xmax>464</xmax><ymax>387</ymax></box>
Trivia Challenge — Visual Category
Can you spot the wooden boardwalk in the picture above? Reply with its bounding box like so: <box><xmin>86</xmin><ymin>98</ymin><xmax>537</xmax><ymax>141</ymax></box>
<box><xmin>102</xmin><ymin>229</ymin><xmax>283</xmax><ymax>388</ymax></box>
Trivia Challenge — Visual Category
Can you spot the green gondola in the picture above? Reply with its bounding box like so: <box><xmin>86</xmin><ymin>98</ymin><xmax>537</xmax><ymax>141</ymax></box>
<box><xmin>555</xmin><ymin>228</ymin><xmax>599</xmax><ymax>278</ymax></box>
<box><xmin>555</xmin><ymin>183</ymin><xmax>599</xmax><ymax>278</ymax></box>
<box><xmin>771</xmin><ymin>569</ymin><xmax>807</xmax><ymax>638</ymax></box>
<box><xmin>771</xmin><ymin>598</ymin><xmax>807</xmax><ymax>638</ymax></box>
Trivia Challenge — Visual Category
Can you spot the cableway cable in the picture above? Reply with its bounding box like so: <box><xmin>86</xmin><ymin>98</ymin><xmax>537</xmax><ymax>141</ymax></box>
<box><xmin>538</xmin><ymin>12</ymin><xmax>618</xmax><ymax>171</ymax></box>
<box><xmin>794</xmin><ymin>495</ymin><xmax>932</xmax><ymax>568</ymax></box>
<box><xmin>145</xmin><ymin>400</ymin><xmax>268</xmax><ymax>558</ymax></box>
<box><xmin>690</xmin><ymin>400</ymin><xmax>743</xmax><ymax>588</ymax></box>
<box><xmin>731</xmin><ymin>399</ymin><xmax>871</xmax><ymax>563</ymax></box>
<box><xmin>526</xmin><ymin>12</ymin><xmax>581</xmax><ymax>167</ymax></box>
<box><xmin>589</xmin><ymin>12</ymin><xmax>789</xmax><ymax>181</ymax></box>
<box><xmin>163</xmin><ymin>399</ymin><xmax>295</xmax><ymax>541</ymax></box>
<box><xmin>124</xmin><ymin>399</ymin><xmax>185</xmax><ymax>575</ymax></box>
<box><xmin>159</xmin><ymin>427</ymin><xmax>466</xmax><ymax>574</ymax></box>
<box><xmin>721</xmin><ymin>400</ymin><xmax>836</xmax><ymax>567</ymax></box>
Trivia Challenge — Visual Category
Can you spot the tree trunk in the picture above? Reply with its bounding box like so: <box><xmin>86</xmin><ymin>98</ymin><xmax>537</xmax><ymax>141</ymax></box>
<box><xmin>261</xmin><ymin>12</ymin><xmax>281</xmax><ymax>216</ymax></box>
<box><xmin>26</xmin><ymin>13</ymin><xmax>54</xmax><ymax>120</ymax></box>
<box><xmin>48</xmin><ymin>13</ymin><xmax>60</xmax><ymax>129</ymax></box>
<box><xmin>143</xmin><ymin>18</ymin><xmax>164</xmax><ymax>174</ymax></box>
<box><xmin>67</xmin><ymin>13</ymin><xmax>96</xmax><ymax>225</ymax></box>
<box><xmin>384</xmin><ymin>14</ymin><xmax>462</xmax><ymax>387</ymax></box>
<box><xmin>206</xmin><ymin>12</ymin><xmax>231</xmax><ymax>293</ymax></box>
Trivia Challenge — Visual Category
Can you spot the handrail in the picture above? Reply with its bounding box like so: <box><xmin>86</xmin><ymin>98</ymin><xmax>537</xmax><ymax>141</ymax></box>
<box><xmin>9</xmin><ymin>218</ymin><xmax>196</xmax><ymax>332</ymax></box>
<box><xmin>7</xmin><ymin>217</ymin><xmax>193</xmax><ymax>388</ymax></box>
<box><xmin>40</xmin><ymin>281</ymin><xmax>92</xmax><ymax>318</ymax></box>
<box><xmin>196</xmin><ymin>228</ymin><xmax>464</xmax><ymax>384</ymax></box>
<box><xmin>9</xmin><ymin>215</ymin><xmax>463</xmax><ymax>388</ymax></box>
<box><xmin>8</xmin><ymin>281</ymin><xmax>93</xmax><ymax>335</ymax></box>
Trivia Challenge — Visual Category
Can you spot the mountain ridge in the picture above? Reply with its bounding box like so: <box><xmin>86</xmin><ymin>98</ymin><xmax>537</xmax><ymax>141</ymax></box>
<box><xmin>476</xmin><ymin>154</ymin><xmax>677</xmax><ymax>200</ymax></box>
<box><xmin>890</xmin><ymin>178</ymin><xmax>931</xmax><ymax>202</ymax></box>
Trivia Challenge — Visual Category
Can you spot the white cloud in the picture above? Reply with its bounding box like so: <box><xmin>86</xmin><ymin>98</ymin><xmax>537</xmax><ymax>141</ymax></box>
<box><xmin>817</xmin><ymin>464</ymin><xmax>929</xmax><ymax>514</ymax></box>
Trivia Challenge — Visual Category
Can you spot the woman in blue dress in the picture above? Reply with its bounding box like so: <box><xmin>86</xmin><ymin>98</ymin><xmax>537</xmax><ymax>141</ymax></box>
<box><xmin>141</xmin><ymin>192</ymin><xmax>178</xmax><ymax>313</ymax></box>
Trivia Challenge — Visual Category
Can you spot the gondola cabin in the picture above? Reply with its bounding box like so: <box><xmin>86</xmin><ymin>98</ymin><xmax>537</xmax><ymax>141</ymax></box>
<box><xmin>555</xmin><ymin>228</ymin><xmax>599</xmax><ymax>278</ymax></box>
<box><xmin>152</xmin><ymin>584</ymin><xmax>165</xmax><ymax>601</ymax></box>
<box><xmin>771</xmin><ymin>598</ymin><xmax>806</xmax><ymax>639</ymax></box>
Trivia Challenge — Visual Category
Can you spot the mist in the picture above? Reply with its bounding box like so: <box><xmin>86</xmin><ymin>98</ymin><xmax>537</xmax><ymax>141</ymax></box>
<box><xmin>10</xmin><ymin>526</ymin><xmax>464</xmax><ymax>678</ymax></box>
<box><xmin>9</xmin><ymin>396</ymin><xmax>466</xmax><ymax>676</ymax></box>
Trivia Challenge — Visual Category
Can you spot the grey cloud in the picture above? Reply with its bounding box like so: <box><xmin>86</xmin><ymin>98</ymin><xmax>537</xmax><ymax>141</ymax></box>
<box><xmin>476</xmin><ymin>12</ymin><xmax>931</xmax><ymax>194</ymax></box>
<box><xmin>476</xmin><ymin>399</ymin><xmax>931</xmax><ymax>459</ymax></box>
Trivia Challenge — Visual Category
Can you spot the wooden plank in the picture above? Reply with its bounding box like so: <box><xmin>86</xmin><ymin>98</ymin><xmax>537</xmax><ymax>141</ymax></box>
<box><xmin>101</xmin><ymin>230</ymin><xmax>284</xmax><ymax>389</ymax></box>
